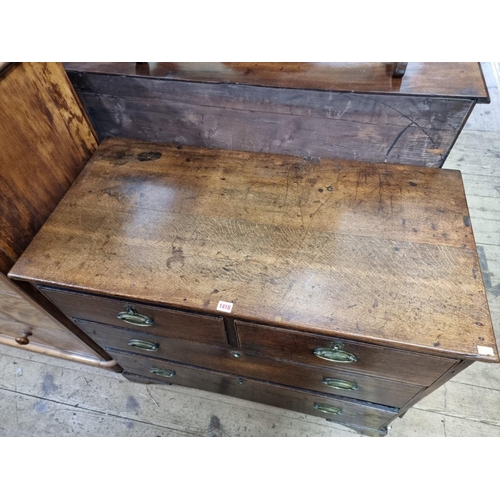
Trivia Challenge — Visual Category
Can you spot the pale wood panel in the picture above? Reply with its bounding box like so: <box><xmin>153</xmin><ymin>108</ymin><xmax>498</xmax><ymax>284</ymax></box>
<box><xmin>460</xmin><ymin>174</ymin><xmax>500</xmax><ymax>199</ymax></box>
<box><xmin>0</xmin><ymin>273</ymin><xmax>109</xmax><ymax>363</ymax></box>
<box><xmin>0</xmin><ymin>390</ymin><xmax>190</xmax><ymax>437</ymax></box>
<box><xmin>452</xmin><ymin>360</ymin><xmax>500</xmax><ymax>390</ymax></box>
<box><xmin>440</xmin><ymin>382</ymin><xmax>500</xmax><ymax>425</ymax></box>
<box><xmin>464</xmin><ymin>63</ymin><xmax>500</xmax><ymax>132</ymax></box>
<box><xmin>442</xmin><ymin>415</ymin><xmax>500</xmax><ymax>437</ymax></box>
<box><xmin>414</xmin><ymin>385</ymin><xmax>447</xmax><ymax>412</ymax></box>
<box><xmin>466</xmin><ymin>217</ymin><xmax>500</xmax><ymax>246</ymax></box>
<box><xmin>389</xmin><ymin>408</ymin><xmax>500</xmax><ymax>437</ymax></box>
<box><xmin>415</xmin><ymin>380</ymin><xmax>500</xmax><ymax>426</ymax></box>
<box><xmin>0</xmin><ymin>278</ymin><xmax>17</xmax><ymax>296</ymax></box>
<box><xmin>0</xmin><ymin>294</ymin><xmax>64</xmax><ymax>330</ymax></box>
<box><xmin>466</xmin><ymin>197</ymin><xmax>500</xmax><ymax>221</ymax></box>
<box><xmin>388</xmin><ymin>408</ymin><xmax>447</xmax><ymax>437</ymax></box>
<box><xmin>0</xmin><ymin>318</ymin><xmax>102</xmax><ymax>358</ymax></box>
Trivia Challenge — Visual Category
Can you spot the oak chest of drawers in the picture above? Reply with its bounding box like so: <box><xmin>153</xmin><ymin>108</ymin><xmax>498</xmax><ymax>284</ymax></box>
<box><xmin>9</xmin><ymin>138</ymin><xmax>499</xmax><ymax>436</ymax></box>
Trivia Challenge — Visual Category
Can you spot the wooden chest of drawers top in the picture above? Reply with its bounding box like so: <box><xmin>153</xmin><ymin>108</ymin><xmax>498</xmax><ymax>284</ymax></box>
<box><xmin>9</xmin><ymin>137</ymin><xmax>498</xmax><ymax>362</ymax></box>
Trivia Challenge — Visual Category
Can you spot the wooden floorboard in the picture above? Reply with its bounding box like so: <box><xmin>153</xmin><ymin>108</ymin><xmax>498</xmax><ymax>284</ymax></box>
<box><xmin>1</xmin><ymin>63</ymin><xmax>499</xmax><ymax>437</ymax></box>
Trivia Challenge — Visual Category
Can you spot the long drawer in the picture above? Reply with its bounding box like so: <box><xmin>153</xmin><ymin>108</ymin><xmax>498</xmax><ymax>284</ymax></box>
<box><xmin>41</xmin><ymin>286</ymin><xmax>228</xmax><ymax>346</ymax></box>
<box><xmin>76</xmin><ymin>319</ymin><xmax>423</xmax><ymax>407</ymax></box>
<box><xmin>236</xmin><ymin>321</ymin><xmax>457</xmax><ymax>386</ymax></box>
<box><xmin>112</xmin><ymin>350</ymin><xmax>398</xmax><ymax>430</ymax></box>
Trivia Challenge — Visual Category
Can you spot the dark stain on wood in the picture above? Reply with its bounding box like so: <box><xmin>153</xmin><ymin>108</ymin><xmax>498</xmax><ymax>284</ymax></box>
<box><xmin>166</xmin><ymin>247</ymin><xmax>185</xmax><ymax>269</ymax></box>
<box><xmin>137</xmin><ymin>151</ymin><xmax>162</xmax><ymax>162</ymax></box>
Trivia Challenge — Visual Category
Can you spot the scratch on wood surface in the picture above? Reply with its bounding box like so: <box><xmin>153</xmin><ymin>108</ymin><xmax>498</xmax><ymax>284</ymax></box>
<box><xmin>342</xmin><ymin>93</ymin><xmax>444</xmax><ymax>164</ymax></box>
<box><xmin>146</xmin><ymin>387</ymin><xmax>160</xmax><ymax>407</ymax></box>
<box><xmin>384</xmin><ymin>123</ymin><xmax>412</xmax><ymax>163</ymax></box>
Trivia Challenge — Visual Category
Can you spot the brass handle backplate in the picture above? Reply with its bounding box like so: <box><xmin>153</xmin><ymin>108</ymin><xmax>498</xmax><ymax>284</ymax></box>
<box><xmin>117</xmin><ymin>306</ymin><xmax>154</xmax><ymax>327</ymax></box>
<box><xmin>128</xmin><ymin>339</ymin><xmax>159</xmax><ymax>351</ymax></box>
<box><xmin>150</xmin><ymin>367</ymin><xmax>175</xmax><ymax>378</ymax></box>
<box><xmin>15</xmin><ymin>330</ymin><xmax>32</xmax><ymax>345</ymax></box>
<box><xmin>322</xmin><ymin>377</ymin><xmax>358</xmax><ymax>391</ymax></box>
<box><xmin>313</xmin><ymin>403</ymin><xmax>342</xmax><ymax>415</ymax></box>
<box><xmin>313</xmin><ymin>341</ymin><xmax>357</xmax><ymax>363</ymax></box>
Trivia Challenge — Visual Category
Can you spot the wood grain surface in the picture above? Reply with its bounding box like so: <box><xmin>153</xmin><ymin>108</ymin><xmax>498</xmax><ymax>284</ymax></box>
<box><xmin>0</xmin><ymin>274</ymin><xmax>107</xmax><ymax>360</ymax></box>
<box><xmin>0</xmin><ymin>62</ymin><xmax>98</xmax><ymax>262</ymax></box>
<box><xmin>67</xmin><ymin>69</ymin><xmax>474</xmax><ymax>168</ymax></box>
<box><xmin>0</xmin><ymin>318</ymin><xmax>100</xmax><ymax>357</ymax></box>
<box><xmin>9</xmin><ymin>138</ymin><xmax>498</xmax><ymax>361</ymax></box>
<box><xmin>64</xmin><ymin>62</ymin><xmax>489</xmax><ymax>101</ymax></box>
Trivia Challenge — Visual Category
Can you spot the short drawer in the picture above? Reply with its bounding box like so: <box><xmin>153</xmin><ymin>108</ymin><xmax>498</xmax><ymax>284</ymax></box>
<box><xmin>77</xmin><ymin>319</ymin><xmax>422</xmax><ymax>408</ymax></box>
<box><xmin>236</xmin><ymin>321</ymin><xmax>457</xmax><ymax>386</ymax></box>
<box><xmin>41</xmin><ymin>286</ymin><xmax>228</xmax><ymax>346</ymax></box>
<box><xmin>75</xmin><ymin>319</ymin><xmax>232</xmax><ymax>367</ymax></box>
<box><xmin>113</xmin><ymin>350</ymin><xmax>398</xmax><ymax>430</ymax></box>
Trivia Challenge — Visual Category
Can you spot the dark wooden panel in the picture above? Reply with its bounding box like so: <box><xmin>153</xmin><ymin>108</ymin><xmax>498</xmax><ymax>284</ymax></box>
<box><xmin>64</xmin><ymin>62</ymin><xmax>489</xmax><ymax>101</ymax></box>
<box><xmin>0</xmin><ymin>249</ymin><xmax>15</xmax><ymax>277</ymax></box>
<box><xmin>0</xmin><ymin>63</ymin><xmax>98</xmax><ymax>261</ymax></box>
<box><xmin>67</xmin><ymin>71</ymin><xmax>473</xmax><ymax>167</ymax></box>
<box><xmin>112</xmin><ymin>350</ymin><xmax>398</xmax><ymax>430</ymax></box>
<box><xmin>42</xmin><ymin>287</ymin><xmax>228</xmax><ymax>346</ymax></box>
<box><xmin>236</xmin><ymin>321</ymin><xmax>456</xmax><ymax>386</ymax></box>
<box><xmin>10</xmin><ymin>139</ymin><xmax>497</xmax><ymax>361</ymax></box>
<box><xmin>76</xmin><ymin>319</ymin><xmax>422</xmax><ymax>407</ymax></box>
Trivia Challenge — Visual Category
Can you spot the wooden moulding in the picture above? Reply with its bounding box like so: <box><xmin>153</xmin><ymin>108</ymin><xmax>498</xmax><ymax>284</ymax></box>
<box><xmin>0</xmin><ymin>335</ymin><xmax>118</xmax><ymax>369</ymax></box>
<box><xmin>64</xmin><ymin>62</ymin><xmax>490</xmax><ymax>101</ymax></box>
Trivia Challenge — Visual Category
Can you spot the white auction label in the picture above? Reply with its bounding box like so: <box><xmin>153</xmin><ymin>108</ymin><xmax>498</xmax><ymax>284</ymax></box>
<box><xmin>477</xmin><ymin>345</ymin><xmax>495</xmax><ymax>356</ymax></box>
<box><xmin>217</xmin><ymin>300</ymin><xmax>234</xmax><ymax>313</ymax></box>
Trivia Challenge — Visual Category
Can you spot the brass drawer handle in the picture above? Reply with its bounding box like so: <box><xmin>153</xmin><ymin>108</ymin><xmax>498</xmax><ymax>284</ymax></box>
<box><xmin>313</xmin><ymin>403</ymin><xmax>342</xmax><ymax>415</ymax></box>
<box><xmin>150</xmin><ymin>367</ymin><xmax>175</xmax><ymax>378</ymax></box>
<box><xmin>128</xmin><ymin>339</ymin><xmax>159</xmax><ymax>351</ymax></box>
<box><xmin>313</xmin><ymin>342</ymin><xmax>357</xmax><ymax>363</ymax></box>
<box><xmin>322</xmin><ymin>377</ymin><xmax>358</xmax><ymax>391</ymax></box>
<box><xmin>117</xmin><ymin>305</ymin><xmax>154</xmax><ymax>327</ymax></box>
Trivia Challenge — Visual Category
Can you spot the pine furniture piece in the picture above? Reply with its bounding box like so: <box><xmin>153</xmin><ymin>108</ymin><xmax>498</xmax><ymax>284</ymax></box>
<box><xmin>9</xmin><ymin>138</ymin><xmax>499</xmax><ymax>436</ymax></box>
<box><xmin>0</xmin><ymin>62</ymin><xmax>115</xmax><ymax>367</ymax></box>
<box><xmin>64</xmin><ymin>62</ymin><xmax>489</xmax><ymax>168</ymax></box>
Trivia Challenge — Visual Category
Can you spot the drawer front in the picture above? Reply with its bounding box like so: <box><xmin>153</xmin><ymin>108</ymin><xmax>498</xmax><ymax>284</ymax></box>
<box><xmin>41</xmin><ymin>287</ymin><xmax>228</xmax><ymax>346</ymax></box>
<box><xmin>236</xmin><ymin>321</ymin><xmax>457</xmax><ymax>386</ymax></box>
<box><xmin>77</xmin><ymin>319</ymin><xmax>422</xmax><ymax>408</ymax></box>
<box><xmin>112</xmin><ymin>350</ymin><xmax>398</xmax><ymax>430</ymax></box>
